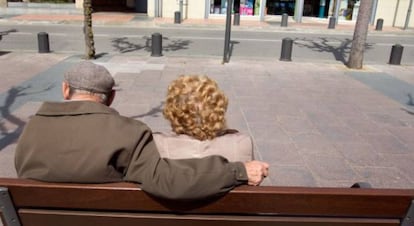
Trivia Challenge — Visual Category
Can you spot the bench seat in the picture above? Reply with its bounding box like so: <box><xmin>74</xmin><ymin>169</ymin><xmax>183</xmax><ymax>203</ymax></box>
<box><xmin>1</xmin><ymin>178</ymin><xmax>413</xmax><ymax>226</ymax></box>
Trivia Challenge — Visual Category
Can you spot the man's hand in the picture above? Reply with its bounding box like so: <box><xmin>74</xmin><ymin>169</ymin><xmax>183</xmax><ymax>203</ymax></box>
<box><xmin>244</xmin><ymin>161</ymin><xmax>269</xmax><ymax>186</ymax></box>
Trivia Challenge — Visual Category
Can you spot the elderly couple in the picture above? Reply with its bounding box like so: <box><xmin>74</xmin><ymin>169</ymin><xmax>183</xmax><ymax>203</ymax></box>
<box><xmin>15</xmin><ymin>61</ymin><xmax>269</xmax><ymax>200</ymax></box>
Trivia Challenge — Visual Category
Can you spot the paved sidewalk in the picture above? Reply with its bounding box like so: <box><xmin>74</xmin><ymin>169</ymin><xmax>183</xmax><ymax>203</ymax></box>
<box><xmin>1</xmin><ymin>5</ymin><xmax>414</xmax><ymax>190</ymax></box>
<box><xmin>0</xmin><ymin>51</ymin><xmax>413</xmax><ymax>189</ymax></box>
<box><xmin>1</xmin><ymin>8</ymin><xmax>413</xmax><ymax>35</ymax></box>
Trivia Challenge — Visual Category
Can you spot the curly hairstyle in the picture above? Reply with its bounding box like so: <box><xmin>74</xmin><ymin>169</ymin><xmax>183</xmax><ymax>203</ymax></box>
<box><xmin>163</xmin><ymin>75</ymin><xmax>228</xmax><ymax>141</ymax></box>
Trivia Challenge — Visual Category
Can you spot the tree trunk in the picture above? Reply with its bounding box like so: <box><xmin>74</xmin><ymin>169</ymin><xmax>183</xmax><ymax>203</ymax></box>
<box><xmin>347</xmin><ymin>0</ymin><xmax>373</xmax><ymax>69</ymax></box>
<box><xmin>83</xmin><ymin>0</ymin><xmax>95</xmax><ymax>59</ymax></box>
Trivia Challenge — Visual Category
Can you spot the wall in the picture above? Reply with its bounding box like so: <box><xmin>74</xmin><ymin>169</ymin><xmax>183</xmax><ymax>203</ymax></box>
<box><xmin>75</xmin><ymin>0</ymin><xmax>83</xmax><ymax>8</ymax></box>
<box><xmin>163</xmin><ymin>0</ymin><xmax>180</xmax><ymax>19</ymax></box>
<box><xmin>0</xmin><ymin>0</ymin><xmax>7</xmax><ymax>8</ymax></box>
<box><xmin>147</xmin><ymin>0</ymin><xmax>154</xmax><ymax>17</ymax></box>
<box><xmin>187</xmin><ymin>0</ymin><xmax>206</xmax><ymax>19</ymax></box>
<box><xmin>375</xmin><ymin>0</ymin><xmax>413</xmax><ymax>27</ymax></box>
<box><xmin>162</xmin><ymin>0</ymin><xmax>176</xmax><ymax>18</ymax></box>
<box><xmin>73</xmin><ymin>0</ymin><xmax>413</xmax><ymax>28</ymax></box>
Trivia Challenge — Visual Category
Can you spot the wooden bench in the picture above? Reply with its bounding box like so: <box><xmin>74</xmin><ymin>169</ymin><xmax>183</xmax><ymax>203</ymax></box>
<box><xmin>1</xmin><ymin>178</ymin><xmax>413</xmax><ymax>226</ymax></box>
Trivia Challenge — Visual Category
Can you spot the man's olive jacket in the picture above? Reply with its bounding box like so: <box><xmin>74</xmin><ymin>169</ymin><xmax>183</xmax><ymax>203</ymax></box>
<box><xmin>15</xmin><ymin>101</ymin><xmax>248</xmax><ymax>200</ymax></box>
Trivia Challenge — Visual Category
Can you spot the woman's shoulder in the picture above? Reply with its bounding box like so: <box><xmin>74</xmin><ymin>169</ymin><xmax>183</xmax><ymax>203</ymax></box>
<box><xmin>153</xmin><ymin>132</ymin><xmax>193</xmax><ymax>140</ymax></box>
<box><xmin>153</xmin><ymin>130</ymin><xmax>251</xmax><ymax>144</ymax></box>
<box><xmin>152</xmin><ymin>131</ymin><xmax>254</xmax><ymax>161</ymax></box>
<box><xmin>217</xmin><ymin>130</ymin><xmax>252</xmax><ymax>142</ymax></box>
<box><xmin>213</xmin><ymin>131</ymin><xmax>254</xmax><ymax>159</ymax></box>
<box><xmin>152</xmin><ymin>132</ymin><xmax>205</xmax><ymax>159</ymax></box>
<box><xmin>152</xmin><ymin>132</ymin><xmax>200</xmax><ymax>149</ymax></box>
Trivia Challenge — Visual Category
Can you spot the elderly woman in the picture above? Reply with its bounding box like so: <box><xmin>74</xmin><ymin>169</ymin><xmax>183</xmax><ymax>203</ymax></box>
<box><xmin>153</xmin><ymin>75</ymin><xmax>253</xmax><ymax>162</ymax></box>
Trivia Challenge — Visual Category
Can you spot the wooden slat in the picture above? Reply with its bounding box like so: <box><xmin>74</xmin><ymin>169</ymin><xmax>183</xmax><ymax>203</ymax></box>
<box><xmin>1</xmin><ymin>178</ymin><xmax>413</xmax><ymax>219</ymax></box>
<box><xmin>19</xmin><ymin>209</ymin><xmax>400</xmax><ymax>226</ymax></box>
<box><xmin>1</xmin><ymin>178</ymin><xmax>414</xmax><ymax>224</ymax></box>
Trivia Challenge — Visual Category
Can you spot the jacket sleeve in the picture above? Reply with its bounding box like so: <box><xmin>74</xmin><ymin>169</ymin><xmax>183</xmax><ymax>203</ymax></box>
<box><xmin>123</xmin><ymin>128</ymin><xmax>248</xmax><ymax>200</ymax></box>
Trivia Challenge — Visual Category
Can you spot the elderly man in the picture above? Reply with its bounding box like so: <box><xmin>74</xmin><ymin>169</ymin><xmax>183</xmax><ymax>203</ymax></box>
<box><xmin>15</xmin><ymin>61</ymin><xmax>269</xmax><ymax>200</ymax></box>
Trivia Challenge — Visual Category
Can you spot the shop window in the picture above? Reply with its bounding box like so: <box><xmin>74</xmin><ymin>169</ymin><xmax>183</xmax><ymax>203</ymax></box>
<box><xmin>210</xmin><ymin>0</ymin><xmax>259</xmax><ymax>15</ymax></box>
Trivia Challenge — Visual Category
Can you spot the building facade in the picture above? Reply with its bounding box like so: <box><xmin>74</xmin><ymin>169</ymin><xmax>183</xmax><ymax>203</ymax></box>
<box><xmin>146</xmin><ymin>0</ymin><xmax>413</xmax><ymax>28</ymax></box>
<box><xmin>1</xmin><ymin>0</ymin><xmax>412</xmax><ymax>27</ymax></box>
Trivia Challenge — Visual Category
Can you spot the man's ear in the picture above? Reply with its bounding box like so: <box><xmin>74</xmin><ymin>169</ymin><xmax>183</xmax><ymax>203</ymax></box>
<box><xmin>62</xmin><ymin>82</ymin><xmax>71</xmax><ymax>100</ymax></box>
<box><xmin>106</xmin><ymin>90</ymin><xmax>116</xmax><ymax>106</ymax></box>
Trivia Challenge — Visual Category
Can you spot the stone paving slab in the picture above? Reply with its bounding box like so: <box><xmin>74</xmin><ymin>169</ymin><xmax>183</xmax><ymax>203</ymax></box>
<box><xmin>0</xmin><ymin>53</ymin><xmax>413</xmax><ymax>190</ymax></box>
<box><xmin>0</xmin><ymin>52</ymin><xmax>67</xmax><ymax>94</ymax></box>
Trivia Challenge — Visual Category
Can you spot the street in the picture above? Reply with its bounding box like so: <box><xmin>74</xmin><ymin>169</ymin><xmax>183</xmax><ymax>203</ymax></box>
<box><xmin>0</xmin><ymin>24</ymin><xmax>413</xmax><ymax>64</ymax></box>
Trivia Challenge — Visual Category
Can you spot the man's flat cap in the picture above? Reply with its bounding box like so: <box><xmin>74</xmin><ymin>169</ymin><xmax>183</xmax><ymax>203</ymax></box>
<box><xmin>64</xmin><ymin>61</ymin><xmax>114</xmax><ymax>94</ymax></box>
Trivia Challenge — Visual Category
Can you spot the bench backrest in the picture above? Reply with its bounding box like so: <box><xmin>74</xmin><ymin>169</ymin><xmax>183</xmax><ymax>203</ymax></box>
<box><xmin>1</xmin><ymin>178</ymin><xmax>414</xmax><ymax>226</ymax></box>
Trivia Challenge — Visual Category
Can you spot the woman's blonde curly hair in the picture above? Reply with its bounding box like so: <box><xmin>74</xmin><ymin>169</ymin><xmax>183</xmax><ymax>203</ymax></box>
<box><xmin>163</xmin><ymin>75</ymin><xmax>228</xmax><ymax>141</ymax></box>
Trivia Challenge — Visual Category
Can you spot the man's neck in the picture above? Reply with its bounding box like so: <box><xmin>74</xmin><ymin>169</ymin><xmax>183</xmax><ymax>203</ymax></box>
<box><xmin>69</xmin><ymin>94</ymin><xmax>102</xmax><ymax>103</ymax></box>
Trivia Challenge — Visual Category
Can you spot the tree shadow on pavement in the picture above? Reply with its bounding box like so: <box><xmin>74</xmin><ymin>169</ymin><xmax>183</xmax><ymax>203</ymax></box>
<box><xmin>0</xmin><ymin>85</ymin><xmax>53</xmax><ymax>151</ymax></box>
<box><xmin>0</xmin><ymin>51</ymin><xmax>11</xmax><ymax>56</ymax></box>
<box><xmin>227</xmin><ymin>40</ymin><xmax>240</xmax><ymax>62</ymax></box>
<box><xmin>111</xmin><ymin>36</ymin><xmax>191</xmax><ymax>54</ymax></box>
<box><xmin>293</xmin><ymin>37</ymin><xmax>373</xmax><ymax>64</ymax></box>
<box><xmin>0</xmin><ymin>87</ymin><xmax>28</xmax><ymax>151</ymax></box>
<box><xmin>407</xmin><ymin>94</ymin><xmax>414</xmax><ymax>106</ymax></box>
<box><xmin>0</xmin><ymin>29</ymin><xmax>17</xmax><ymax>39</ymax></box>
<box><xmin>0</xmin><ymin>29</ymin><xmax>17</xmax><ymax>57</ymax></box>
<box><xmin>404</xmin><ymin>94</ymin><xmax>414</xmax><ymax>115</ymax></box>
<box><xmin>111</xmin><ymin>37</ymin><xmax>144</xmax><ymax>53</ymax></box>
<box><xmin>130</xmin><ymin>102</ymin><xmax>164</xmax><ymax>119</ymax></box>
<box><xmin>94</xmin><ymin>52</ymin><xmax>109</xmax><ymax>59</ymax></box>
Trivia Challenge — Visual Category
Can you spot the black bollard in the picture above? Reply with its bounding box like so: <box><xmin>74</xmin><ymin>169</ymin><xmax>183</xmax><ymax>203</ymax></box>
<box><xmin>389</xmin><ymin>44</ymin><xmax>404</xmax><ymax>65</ymax></box>
<box><xmin>37</xmin><ymin>32</ymin><xmax>50</xmax><ymax>53</ymax></box>
<box><xmin>281</xmin><ymin>13</ymin><xmax>288</xmax><ymax>27</ymax></box>
<box><xmin>174</xmin><ymin>11</ymin><xmax>181</xmax><ymax>24</ymax></box>
<box><xmin>280</xmin><ymin>38</ymin><xmax>293</xmax><ymax>61</ymax></box>
<box><xmin>375</xmin><ymin>18</ymin><xmax>384</xmax><ymax>31</ymax></box>
<box><xmin>328</xmin><ymin>17</ymin><xmax>336</xmax><ymax>29</ymax></box>
<box><xmin>233</xmin><ymin>13</ymin><xmax>240</xmax><ymax>26</ymax></box>
<box><xmin>151</xmin><ymin>33</ymin><xmax>163</xmax><ymax>57</ymax></box>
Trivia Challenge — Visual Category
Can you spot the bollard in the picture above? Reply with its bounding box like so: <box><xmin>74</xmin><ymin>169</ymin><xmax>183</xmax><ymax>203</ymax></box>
<box><xmin>233</xmin><ymin>13</ymin><xmax>240</xmax><ymax>26</ymax></box>
<box><xmin>281</xmin><ymin>13</ymin><xmax>288</xmax><ymax>27</ymax></box>
<box><xmin>280</xmin><ymin>38</ymin><xmax>293</xmax><ymax>61</ymax></box>
<box><xmin>151</xmin><ymin>33</ymin><xmax>163</xmax><ymax>57</ymax></box>
<box><xmin>37</xmin><ymin>32</ymin><xmax>50</xmax><ymax>53</ymax></box>
<box><xmin>328</xmin><ymin>17</ymin><xmax>336</xmax><ymax>29</ymax></box>
<box><xmin>375</xmin><ymin>18</ymin><xmax>384</xmax><ymax>31</ymax></box>
<box><xmin>174</xmin><ymin>11</ymin><xmax>181</xmax><ymax>24</ymax></box>
<box><xmin>389</xmin><ymin>44</ymin><xmax>404</xmax><ymax>65</ymax></box>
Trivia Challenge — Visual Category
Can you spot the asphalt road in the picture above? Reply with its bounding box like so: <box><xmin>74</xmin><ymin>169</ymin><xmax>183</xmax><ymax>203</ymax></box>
<box><xmin>1</xmin><ymin>24</ymin><xmax>413</xmax><ymax>64</ymax></box>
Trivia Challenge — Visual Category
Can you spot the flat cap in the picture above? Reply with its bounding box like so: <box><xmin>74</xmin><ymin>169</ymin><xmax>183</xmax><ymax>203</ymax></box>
<box><xmin>64</xmin><ymin>61</ymin><xmax>114</xmax><ymax>94</ymax></box>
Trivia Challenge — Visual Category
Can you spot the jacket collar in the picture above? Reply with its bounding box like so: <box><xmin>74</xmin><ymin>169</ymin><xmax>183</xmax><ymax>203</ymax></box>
<box><xmin>36</xmin><ymin>101</ymin><xmax>119</xmax><ymax>116</ymax></box>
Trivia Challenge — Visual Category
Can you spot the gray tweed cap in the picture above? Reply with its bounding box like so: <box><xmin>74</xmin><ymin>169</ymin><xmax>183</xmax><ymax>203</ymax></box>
<box><xmin>64</xmin><ymin>61</ymin><xmax>114</xmax><ymax>94</ymax></box>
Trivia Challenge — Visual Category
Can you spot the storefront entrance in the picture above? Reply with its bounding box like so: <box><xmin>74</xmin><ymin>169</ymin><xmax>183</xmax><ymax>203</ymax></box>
<box><xmin>92</xmin><ymin>0</ymin><xmax>127</xmax><ymax>11</ymax></box>
<box><xmin>208</xmin><ymin>0</ymin><xmax>359</xmax><ymax>19</ymax></box>
<box><xmin>265</xmin><ymin>0</ymin><xmax>331</xmax><ymax>17</ymax></box>
<box><xmin>266</xmin><ymin>0</ymin><xmax>295</xmax><ymax>16</ymax></box>
<box><xmin>91</xmin><ymin>0</ymin><xmax>148</xmax><ymax>13</ymax></box>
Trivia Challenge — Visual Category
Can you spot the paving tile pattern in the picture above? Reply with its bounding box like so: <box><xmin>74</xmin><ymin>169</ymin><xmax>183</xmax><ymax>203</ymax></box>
<box><xmin>1</xmin><ymin>53</ymin><xmax>414</xmax><ymax>190</ymax></box>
